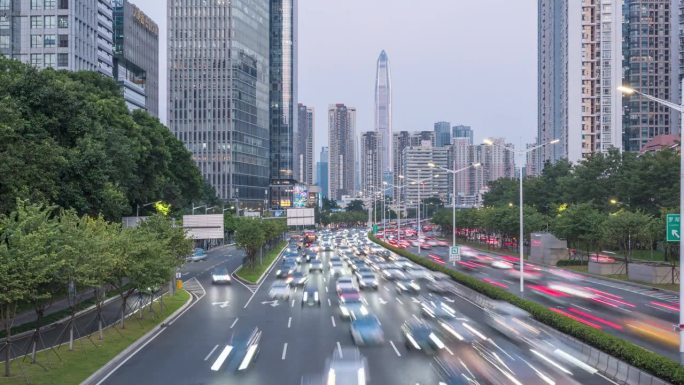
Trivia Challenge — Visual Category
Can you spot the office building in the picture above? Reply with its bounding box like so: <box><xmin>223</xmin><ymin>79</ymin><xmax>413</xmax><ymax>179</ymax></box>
<box><xmin>623</xmin><ymin>0</ymin><xmax>679</xmax><ymax>151</ymax></box>
<box><xmin>113</xmin><ymin>0</ymin><xmax>158</xmax><ymax>116</ymax></box>
<box><xmin>0</xmin><ymin>0</ymin><xmax>114</xmax><ymax>77</ymax></box>
<box><xmin>375</xmin><ymin>50</ymin><xmax>392</xmax><ymax>176</ymax></box>
<box><xmin>328</xmin><ymin>103</ymin><xmax>356</xmax><ymax>200</ymax></box>
<box><xmin>360</xmin><ymin>131</ymin><xmax>382</xmax><ymax>198</ymax></box>
<box><xmin>316</xmin><ymin>147</ymin><xmax>329</xmax><ymax>200</ymax></box>
<box><xmin>401</xmin><ymin>142</ymin><xmax>448</xmax><ymax>206</ymax></box>
<box><xmin>269</xmin><ymin>0</ymin><xmax>298</xmax><ymax>209</ymax></box>
<box><xmin>452</xmin><ymin>125</ymin><xmax>473</xmax><ymax>145</ymax></box>
<box><xmin>434</xmin><ymin>121</ymin><xmax>451</xmax><ymax>147</ymax></box>
<box><xmin>410</xmin><ymin>131</ymin><xmax>435</xmax><ymax>147</ymax></box>
<box><xmin>295</xmin><ymin>103</ymin><xmax>314</xmax><ymax>185</ymax></box>
<box><xmin>168</xmin><ymin>0</ymin><xmax>270</xmax><ymax>205</ymax></box>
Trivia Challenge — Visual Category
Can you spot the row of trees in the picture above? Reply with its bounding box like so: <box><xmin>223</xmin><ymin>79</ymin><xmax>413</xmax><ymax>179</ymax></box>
<box><xmin>0</xmin><ymin>57</ymin><xmax>211</xmax><ymax>220</ymax></box>
<box><xmin>0</xmin><ymin>201</ymin><xmax>192</xmax><ymax>376</ymax></box>
<box><xmin>228</xmin><ymin>216</ymin><xmax>287</xmax><ymax>267</ymax></box>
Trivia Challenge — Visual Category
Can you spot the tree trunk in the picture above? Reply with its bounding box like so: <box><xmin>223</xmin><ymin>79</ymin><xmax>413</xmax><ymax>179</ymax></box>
<box><xmin>120</xmin><ymin>294</ymin><xmax>126</xmax><ymax>329</ymax></box>
<box><xmin>3</xmin><ymin>304</ymin><xmax>13</xmax><ymax>377</ymax></box>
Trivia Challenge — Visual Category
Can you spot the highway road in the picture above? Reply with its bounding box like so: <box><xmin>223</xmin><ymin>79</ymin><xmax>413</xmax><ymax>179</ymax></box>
<box><xmin>399</xmin><ymin>236</ymin><xmax>680</xmax><ymax>360</ymax></box>
<box><xmin>99</xmin><ymin>230</ymin><xmax>618</xmax><ymax>385</ymax></box>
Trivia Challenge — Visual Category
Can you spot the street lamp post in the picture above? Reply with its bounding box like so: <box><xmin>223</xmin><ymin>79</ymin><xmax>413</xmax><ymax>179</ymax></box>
<box><xmin>483</xmin><ymin>138</ymin><xmax>559</xmax><ymax>293</ymax></box>
<box><xmin>428</xmin><ymin>162</ymin><xmax>481</xmax><ymax>262</ymax></box>
<box><xmin>136</xmin><ymin>201</ymin><xmax>157</xmax><ymax>217</ymax></box>
<box><xmin>399</xmin><ymin>172</ymin><xmax>440</xmax><ymax>254</ymax></box>
<box><xmin>384</xmin><ymin>181</ymin><xmax>408</xmax><ymax>243</ymax></box>
<box><xmin>191</xmin><ymin>203</ymin><xmax>207</xmax><ymax>215</ymax></box>
<box><xmin>619</xmin><ymin>82</ymin><xmax>684</xmax><ymax>363</ymax></box>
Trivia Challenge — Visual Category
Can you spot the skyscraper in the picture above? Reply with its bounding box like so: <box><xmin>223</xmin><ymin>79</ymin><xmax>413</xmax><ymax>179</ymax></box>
<box><xmin>328</xmin><ymin>104</ymin><xmax>356</xmax><ymax>200</ymax></box>
<box><xmin>452</xmin><ymin>125</ymin><xmax>473</xmax><ymax>145</ymax></box>
<box><xmin>434</xmin><ymin>121</ymin><xmax>451</xmax><ymax>147</ymax></box>
<box><xmin>375</xmin><ymin>50</ymin><xmax>392</xmax><ymax>176</ymax></box>
<box><xmin>295</xmin><ymin>103</ymin><xmax>314</xmax><ymax>186</ymax></box>
<box><xmin>360</xmin><ymin>131</ymin><xmax>382</xmax><ymax>198</ymax></box>
<box><xmin>401</xmin><ymin>142</ymin><xmax>448</xmax><ymax>205</ymax></box>
<box><xmin>113</xmin><ymin>0</ymin><xmax>159</xmax><ymax>116</ymax></box>
<box><xmin>270</xmin><ymin>0</ymin><xmax>298</xmax><ymax>209</ymax></box>
<box><xmin>317</xmin><ymin>147</ymin><xmax>329</xmax><ymax>200</ymax></box>
<box><xmin>0</xmin><ymin>0</ymin><xmax>114</xmax><ymax>76</ymax></box>
<box><xmin>168</xmin><ymin>0</ymin><xmax>270</xmax><ymax>204</ymax></box>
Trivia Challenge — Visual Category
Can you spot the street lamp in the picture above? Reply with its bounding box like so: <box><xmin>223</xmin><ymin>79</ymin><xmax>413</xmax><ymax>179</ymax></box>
<box><xmin>136</xmin><ymin>201</ymin><xmax>158</xmax><ymax>217</ymax></box>
<box><xmin>483</xmin><ymin>137</ymin><xmax>560</xmax><ymax>293</ymax></box>
<box><xmin>384</xmin><ymin>181</ymin><xmax>408</xmax><ymax>243</ymax></box>
<box><xmin>620</xmin><ymin>82</ymin><xmax>684</xmax><ymax>363</ymax></box>
<box><xmin>192</xmin><ymin>203</ymin><xmax>207</xmax><ymax>215</ymax></box>
<box><xmin>399</xmin><ymin>172</ymin><xmax>440</xmax><ymax>253</ymax></box>
<box><xmin>428</xmin><ymin>162</ymin><xmax>481</xmax><ymax>262</ymax></box>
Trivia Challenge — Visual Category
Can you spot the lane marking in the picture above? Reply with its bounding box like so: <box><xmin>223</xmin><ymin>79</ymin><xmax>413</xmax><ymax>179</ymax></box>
<box><xmin>389</xmin><ymin>340</ymin><xmax>401</xmax><ymax>357</ymax></box>
<box><xmin>328</xmin><ymin>298</ymin><xmax>331</xmax><ymax>307</ymax></box>
<box><xmin>445</xmin><ymin>346</ymin><xmax>454</xmax><ymax>356</ymax></box>
<box><xmin>331</xmin><ymin>316</ymin><xmax>336</xmax><ymax>327</ymax></box>
<box><xmin>242</xmin><ymin>247</ymin><xmax>285</xmax><ymax>309</ymax></box>
<box><xmin>230</xmin><ymin>317</ymin><xmax>239</xmax><ymax>329</ymax></box>
<box><xmin>412</xmin><ymin>314</ymin><xmax>420</xmax><ymax>322</ymax></box>
<box><xmin>281</xmin><ymin>343</ymin><xmax>288</xmax><ymax>360</ymax></box>
<box><xmin>204</xmin><ymin>344</ymin><xmax>219</xmax><ymax>361</ymax></box>
<box><xmin>395</xmin><ymin>297</ymin><xmax>404</xmax><ymax>305</ymax></box>
<box><xmin>288</xmin><ymin>317</ymin><xmax>292</xmax><ymax>328</ymax></box>
<box><xmin>337</xmin><ymin>341</ymin><xmax>343</xmax><ymax>357</ymax></box>
<box><xmin>291</xmin><ymin>299</ymin><xmax>295</xmax><ymax>308</ymax></box>
<box><xmin>325</xmin><ymin>286</ymin><xmax>328</xmax><ymax>293</ymax></box>
<box><xmin>210</xmin><ymin>345</ymin><xmax>233</xmax><ymax>371</ymax></box>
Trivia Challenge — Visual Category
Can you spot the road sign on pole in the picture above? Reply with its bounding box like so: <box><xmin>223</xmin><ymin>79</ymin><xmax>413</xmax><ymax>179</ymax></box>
<box><xmin>449</xmin><ymin>246</ymin><xmax>461</xmax><ymax>262</ymax></box>
<box><xmin>372</xmin><ymin>224</ymin><xmax>378</xmax><ymax>234</ymax></box>
<box><xmin>667</xmin><ymin>214</ymin><xmax>681</xmax><ymax>242</ymax></box>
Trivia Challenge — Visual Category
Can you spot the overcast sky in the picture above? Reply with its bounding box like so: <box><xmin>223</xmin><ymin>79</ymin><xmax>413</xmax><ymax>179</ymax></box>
<box><xmin>131</xmin><ymin>0</ymin><xmax>537</xmax><ymax>162</ymax></box>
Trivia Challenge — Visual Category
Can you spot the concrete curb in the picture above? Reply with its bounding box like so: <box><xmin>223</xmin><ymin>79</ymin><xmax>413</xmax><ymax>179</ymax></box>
<box><xmin>80</xmin><ymin>291</ymin><xmax>194</xmax><ymax>385</ymax></box>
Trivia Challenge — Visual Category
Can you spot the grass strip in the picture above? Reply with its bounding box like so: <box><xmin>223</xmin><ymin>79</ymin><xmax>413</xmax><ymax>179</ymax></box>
<box><xmin>0</xmin><ymin>290</ymin><xmax>189</xmax><ymax>385</ymax></box>
<box><xmin>235</xmin><ymin>241</ymin><xmax>287</xmax><ymax>284</ymax></box>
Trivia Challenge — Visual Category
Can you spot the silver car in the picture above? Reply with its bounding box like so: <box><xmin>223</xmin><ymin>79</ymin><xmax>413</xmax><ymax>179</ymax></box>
<box><xmin>268</xmin><ymin>281</ymin><xmax>291</xmax><ymax>300</ymax></box>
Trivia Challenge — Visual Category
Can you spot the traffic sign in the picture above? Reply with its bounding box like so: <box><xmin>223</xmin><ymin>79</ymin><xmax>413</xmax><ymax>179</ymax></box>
<box><xmin>449</xmin><ymin>246</ymin><xmax>461</xmax><ymax>262</ymax></box>
<box><xmin>372</xmin><ymin>224</ymin><xmax>378</xmax><ymax>234</ymax></box>
<box><xmin>666</xmin><ymin>214</ymin><xmax>681</xmax><ymax>242</ymax></box>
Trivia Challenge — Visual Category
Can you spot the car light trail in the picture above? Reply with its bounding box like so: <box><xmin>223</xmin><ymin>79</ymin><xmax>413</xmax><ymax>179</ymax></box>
<box><xmin>528</xmin><ymin>285</ymin><xmax>570</xmax><ymax>298</ymax></box>
<box><xmin>482</xmin><ymin>278</ymin><xmax>508</xmax><ymax>289</ymax></box>
<box><xmin>649</xmin><ymin>301</ymin><xmax>679</xmax><ymax>312</ymax></box>
<box><xmin>549</xmin><ymin>308</ymin><xmax>602</xmax><ymax>329</ymax></box>
<box><xmin>567</xmin><ymin>307</ymin><xmax>623</xmax><ymax>330</ymax></box>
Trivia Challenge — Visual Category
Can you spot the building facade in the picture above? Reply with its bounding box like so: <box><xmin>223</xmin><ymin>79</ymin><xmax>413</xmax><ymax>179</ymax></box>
<box><xmin>113</xmin><ymin>0</ymin><xmax>158</xmax><ymax>115</ymax></box>
<box><xmin>401</xmin><ymin>142</ymin><xmax>448</xmax><ymax>207</ymax></box>
<box><xmin>375</xmin><ymin>50</ymin><xmax>392</xmax><ymax>176</ymax></box>
<box><xmin>168</xmin><ymin>0</ymin><xmax>270</xmax><ymax>205</ymax></box>
<box><xmin>434</xmin><ymin>121</ymin><xmax>451</xmax><ymax>147</ymax></box>
<box><xmin>328</xmin><ymin>104</ymin><xmax>356</xmax><ymax>200</ymax></box>
<box><xmin>269</xmin><ymin>0</ymin><xmax>298</xmax><ymax>209</ymax></box>
<box><xmin>452</xmin><ymin>125</ymin><xmax>473</xmax><ymax>145</ymax></box>
<box><xmin>0</xmin><ymin>0</ymin><xmax>114</xmax><ymax>77</ymax></box>
<box><xmin>295</xmin><ymin>103</ymin><xmax>313</xmax><ymax>185</ymax></box>
<box><xmin>316</xmin><ymin>146</ymin><xmax>329</xmax><ymax>200</ymax></box>
<box><xmin>360</xmin><ymin>131</ymin><xmax>382</xmax><ymax>198</ymax></box>
<box><xmin>392</xmin><ymin>131</ymin><xmax>411</xmax><ymax>199</ymax></box>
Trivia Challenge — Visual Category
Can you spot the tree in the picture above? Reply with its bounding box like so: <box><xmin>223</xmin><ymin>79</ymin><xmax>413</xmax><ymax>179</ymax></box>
<box><xmin>551</xmin><ymin>203</ymin><xmax>605</xmax><ymax>256</ymax></box>
<box><xmin>601</xmin><ymin>210</ymin><xmax>656</xmax><ymax>270</ymax></box>
<box><xmin>235</xmin><ymin>219</ymin><xmax>266</xmax><ymax>268</ymax></box>
<box><xmin>345</xmin><ymin>200</ymin><xmax>366</xmax><ymax>212</ymax></box>
<box><xmin>322</xmin><ymin>198</ymin><xmax>338</xmax><ymax>212</ymax></box>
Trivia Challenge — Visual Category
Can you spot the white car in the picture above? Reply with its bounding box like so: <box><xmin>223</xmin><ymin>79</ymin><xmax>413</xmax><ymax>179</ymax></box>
<box><xmin>211</xmin><ymin>267</ymin><xmax>231</xmax><ymax>284</ymax></box>
<box><xmin>336</xmin><ymin>276</ymin><xmax>357</xmax><ymax>293</ymax></box>
<box><xmin>268</xmin><ymin>281</ymin><xmax>290</xmax><ymax>300</ymax></box>
<box><xmin>324</xmin><ymin>347</ymin><xmax>368</xmax><ymax>385</ymax></box>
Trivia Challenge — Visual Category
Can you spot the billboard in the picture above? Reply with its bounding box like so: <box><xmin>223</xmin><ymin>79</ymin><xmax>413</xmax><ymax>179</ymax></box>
<box><xmin>183</xmin><ymin>214</ymin><xmax>224</xmax><ymax>240</ymax></box>
<box><xmin>293</xmin><ymin>184</ymin><xmax>308</xmax><ymax>208</ymax></box>
<box><xmin>287</xmin><ymin>208</ymin><xmax>315</xmax><ymax>226</ymax></box>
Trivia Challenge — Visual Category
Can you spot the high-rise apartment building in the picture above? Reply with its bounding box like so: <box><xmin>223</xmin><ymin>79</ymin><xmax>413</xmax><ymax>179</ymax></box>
<box><xmin>452</xmin><ymin>125</ymin><xmax>473</xmax><ymax>145</ymax></box>
<box><xmin>401</xmin><ymin>142</ymin><xmax>448</xmax><ymax>206</ymax></box>
<box><xmin>392</xmin><ymin>131</ymin><xmax>411</xmax><ymax>199</ymax></box>
<box><xmin>0</xmin><ymin>0</ymin><xmax>114</xmax><ymax>77</ymax></box>
<box><xmin>168</xmin><ymin>0</ymin><xmax>270</xmax><ymax>204</ymax></box>
<box><xmin>623</xmin><ymin>0</ymin><xmax>679</xmax><ymax>151</ymax></box>
<box><xmin>481</xmin><ymin>137</ymin><xmax>515</xmax><ymax>181</ymax></box>
<box><xmin>269</xmin><ymin>0</ymin><xmax>298</xmax><ymax>209</ymax></box>
<box><xmin>525</xmin><ymin>141</ymin><xmax>541</xmax><ymax>177</ymax></box>
<box><xmin>434</xmin><ymin>121</ymin><xmax>451</xmax><ymax>147</ymax></box>
<box><xmin>295</xmin><ymin>103</ymin><xmax>314</xmax><ymax>185</ymax></box>
<box><xmin>449</xmin><ymin>137</ymin><xmax>477</xmax><ymax>207</ymax></box>
<box><xmin>317</xmin><ymin>147</ymin><xmax>329</xmax><ymax>200</ymax></box>
<box><xmin>375</xmin><ymin>50</ymin><xmax>392</xmax><ymax>176</ymax></box>
<box><xmin>328</xmin><ymin>104</ymin><xmax>356</xmax><ymax>200</ymax></box>
<box><xmin>113</xmin><ymin>0</ymin><xmax>158</xmax><ymax>116</ymax></box>
<box><xmin>410</xmin><ymin>131</ymin><xmax>435</xmax><ymax>147</ymax></box>
<box><xmin>360</xmin><ymin>131</ymin><xmax>382</xmax><ymax>198</ymax></box>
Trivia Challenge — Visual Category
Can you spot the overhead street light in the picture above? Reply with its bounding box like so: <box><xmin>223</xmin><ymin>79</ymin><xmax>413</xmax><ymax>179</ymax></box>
<box><xmin>620</xmin><ymin>81</ymin><xmax>684</xmax><ymax>363</ymax></box>
<box><xmin>137</xmin><ymin>201</ymin><xmax>158</xmax><ymax>217</ymax></box>
<box><xmin>399</xmin><ymin>172</ymin><xmax>440</xmax><ymax>253</ymax></box>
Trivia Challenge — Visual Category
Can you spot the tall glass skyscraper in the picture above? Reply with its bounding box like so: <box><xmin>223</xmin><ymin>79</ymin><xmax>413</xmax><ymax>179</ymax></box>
<box><xmin>434</xmin><ymin>121</ymin><xmax>451</xmax><ymax>147</ymax></box>
<box><xmin>269</xmin><ymin>0</ymin><xmax>298</xmax><ymax>209</ymax></box>
<box><xmin>375</xmin><ymin>50</ymin><xmax>392</xmax><ymax>176</ymax></box>
<box><xmin>168</xmin><ymin>0</ymin><xmax>270</xmax><ymax>205</ymax></box>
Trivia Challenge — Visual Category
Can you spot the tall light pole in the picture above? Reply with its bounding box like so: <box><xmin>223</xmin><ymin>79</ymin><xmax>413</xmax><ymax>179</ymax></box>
<box><xmin>483</xmin><ymin>137</ymin><xmax>559</xmax><ymax>293</ymax></box>
<box><xmin>384</xmin><ymin>181</ymin><xmax>408</xmax><ymax>243</ymax></box>
<box><xmin>191</xmin><ymin>203</ymin><xmax>207</xmax><ymax>215</ymax></box>
<box><xmin>428</xmin><ymin>162</ymin><xmax>481</xmax><ymax>261</ymax></box>
<box><xmin>136</xmin><ymin>201</ymin><xmax>158</xmax><ymax>217</ymax></box>
<box><xmin>619</xmin><ymin>83</ymin><xmax>684</xmax><ymax>363</ymax></box>
<box><xmin>399</xmin><ymin>172</ymin><xmax>440</xmax><ymax>254</ymax></box>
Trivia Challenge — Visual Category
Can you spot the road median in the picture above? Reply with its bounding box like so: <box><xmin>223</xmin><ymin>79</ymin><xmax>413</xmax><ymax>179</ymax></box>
<box><xmin>234</xmin><ymin>241</ymin><xmax>287</xmax><ymax>284</ymax></box>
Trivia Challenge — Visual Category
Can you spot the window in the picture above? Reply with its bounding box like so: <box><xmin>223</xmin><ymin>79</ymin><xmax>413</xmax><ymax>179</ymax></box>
<box><xmin>31</xmin><ymin>0</ymin><xmax>42</xmax><ymax>10</ymax></box>
<box><xmin>44</xmin><ymin>53</ymin><xmax>56</xmax><ymax>67</ymax></box>
<box><xmin>57</xmin><ymin>52</ymin><xmax>68</xmax><ymax>67</ymax></box>
<box><xmin>31</xmin><ymin>34</ymin><xmax>43</xmax><ymax>48</ymax></box>
<box><xmin>58</xmin><ymin>0</ymin><xmax>68</xmax><ymax>9</ymax></box>
<box><xmin>0</xmin><ymin>0</ymin><xmax>9</xmax><ymax>11</ymax></box>
<box><xmin>44</xmin><ymin>16</ymin><xmax>56</xmax><ymax>29</ymax></box>
<box><xmin>44</xmin><ymin>34</ymin><xmax>56</xmax><ymax>47</ymax></box>
<box><xmin>30</xmin><ymin>16</ymin><xmax>43</xmax><ymax>29</ymax></box>
<box><xmin>0</xmin><ymin>36</ymin><xmax>8</xmax><ymax>49</ymax></box>
<box><xmin>0</xmin><ymin>16</ymin><xmax>8</xmax><ymax>29</ymax></box>
<box><xmin>30</xmin><ymin>53</ymin><xmax>42</xmax><ymax>67</ymax></box>
<box><xmin>44</xmin><ymin>0</ymin><xmax>56</xmax><ymax>9</ymax></box>
<box><xmin>58</xmin><ymin>34</ymin><xmax>68</xmax><ymax>47</ymax></box>
<box><xmin>58</xmin><ymin>15</ymin><xmax>68</xmax><ymax>28</ymax></box>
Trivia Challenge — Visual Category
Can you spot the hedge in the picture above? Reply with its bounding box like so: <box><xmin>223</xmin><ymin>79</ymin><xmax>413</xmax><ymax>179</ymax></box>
<box><xmin>368</xmin><ymin>233</ymin><xmax>684</xmax><ymax>385</ymax></box>
<box><xmin>556</xmin><ymin>259</ymin><xmax>589</xmax><ymax>267</ymax></box>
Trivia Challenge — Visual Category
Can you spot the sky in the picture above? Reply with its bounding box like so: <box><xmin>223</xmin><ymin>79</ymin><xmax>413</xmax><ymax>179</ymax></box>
<box><xmin>130</xmin><ymin>0</ymin><xmax>537</xmax><ymax>162</ymax></box>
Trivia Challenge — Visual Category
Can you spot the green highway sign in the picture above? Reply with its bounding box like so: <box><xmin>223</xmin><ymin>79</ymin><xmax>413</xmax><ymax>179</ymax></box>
<box><xmin>666</xmin><ymin>214</ymin><xmax>680</xmax><ymax>242</ymax></box>
<box><xmin>372</xmin><ymin>224</ymin><xmax>378</xmax><ymax>234</ymax></box>
<box><xmin>449</xmin><ymin>246</ymin><xmax>461</xmax><ymax>262</ymax></box>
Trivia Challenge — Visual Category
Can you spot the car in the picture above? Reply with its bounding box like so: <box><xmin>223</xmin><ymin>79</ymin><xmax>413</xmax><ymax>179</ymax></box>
<box><xmin>301</xmin><ymin>286</ymin><xmax>321</xmax><ymax>307</ymax></box>
<box><xmin>288</xmin><ymin>271</ymin><xmax>308</xmax><ymax>287</ymax></box>
<box><xmin>357</xmin><ymin>272</ymin><xmax>378</xmax><ymax>290</ymax></box>
<box><xmin>323</xmin><ymin>347</ymin><xmax>368</xmax><ymax>385</ymax></box>
<box><xmin>404</xmin><ymin>267</ymin><xmax>432</xmax><ymax>280</ymax></box>
<box><xmin>185</xmin><ymin>249</ymin><xmax>207</xmax><ymax>262</ymax></box>
<box><xmin>395</xmin><ymin>277</ymin><xmax>420</xmax><ymax>294</ymax></box>
<box><xmin>211</xmin><ymin>267</ymin><xmax>231</xmax><ymax>284</ymax></box>
<box><xmin>491</xmin><ymin>260</ymin><xmax>513</xmax><ymax>269</ymax></box>
<box><xmin>339</xmin><ymin>297</ymin><xmax>368</xmax><ymax>320</ymax></box>
<box><xmin>426</xmin><ymin>280</ymin><xmax>452</xmax><ymax>294</ymax></box>
<box><xmin>484</xmin><ymin>301</ymin><xmax>541</xmax><ymax>341</ymax></box>
<box><xmin>303</xmin><ymin>250</ymin><xmax>318</xmax><ymax>263</ymax></box>
<box><xmin>420</xmin><ymin>297</ymin><xmax>458</xmax><ymax>319</ymax></box>
<box><xmin>382</xmin><ymin>268</ymin><xmax>405</xmax><ymax>280</ymax></box>
<box><xmin>401</xmin><ymin>320</ymin><xmax>446</xmax><ymax>355</ymax></box>
<box><xmin>309</xmin><ymin>259</ymin><xmax>323</xmax><ymax>272</ymax></box>
<box><xmin>437</xmin><ymin>319</ymin><xmax>484</xmax><ymax>344</ymax></box>
<box><xmin>336</xmin><ymin>276</ymin><xmax>357</xmax><ymax>293</ymax></box>
<box><xmin>275</xmin><ymin>261</ymin><xmax>296</xmax><ymax>278</ymax></box>
<box><xmin>350</xmin><ymin>315</ymin><xmax>384</xmax><ymax>345</ymax></box>
<box><xmin>268</xmin><ymin>281</ymin><xmax>290</xmax><ymax>300</ymax></box>
<box><xmin>329</xmin><ymin>261</ymin><xmax>345</xmax><ymax>276</ymax></box>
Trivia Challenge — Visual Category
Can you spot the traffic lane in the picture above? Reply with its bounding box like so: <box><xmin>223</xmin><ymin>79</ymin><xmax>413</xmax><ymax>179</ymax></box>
<box><xmin>101</xmin><ymin>269</ymin><xmax>253</xmax><ymax>385</ymax></box>
<box><xmin>180</xmin><ymin>244</ymin><xmax>241</xmax><ymax>278</ymax></box>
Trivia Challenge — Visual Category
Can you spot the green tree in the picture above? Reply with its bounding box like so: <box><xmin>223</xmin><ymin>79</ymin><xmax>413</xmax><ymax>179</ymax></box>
<box><xmin>346</xmin><ymin>200</ymin><xmax>366</xmax><ymax>212</ymax></box>
<box><xmin>235</xmin><ymin>219</ymin><xmax>266</xmax><ymax>268</ymax></box>
<box><xmin>551</xmin><ymin>203</ymin><xmax>605</xmax><ymax>256</ymax></box>
<box><xmin>601</xmin><ymin>210</ymin><xmax>656</xmax><ymax>269</ymax></box>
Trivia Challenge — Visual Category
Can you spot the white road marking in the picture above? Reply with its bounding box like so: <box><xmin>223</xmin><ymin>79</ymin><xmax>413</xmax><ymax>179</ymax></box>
<box><xmin>331</xmin><ymin>316</ymin><xmax>336</xmax><ymax>327</ymax></box>
<box><xmin>574</xmin><ymin>304</ymin><xmax>593</xmax><ymax>313</ymax></box>
<box><xmin>328</xmin><ymin>298</ymin><xmax>332</xmax><ymax>306</ymax></box>
<box><xmin>379</xmin><ymin>298</ymin><xmax>387</xmax><ymax>305</ymax></box>
<box><xmin>445</xmin><ymin>346</ymin><xmax>454</xmax><ymax>355</ymax></box>
<box><xmin>204</xmin><ymin>345</ymin><xmax>219</xmax><ymax>361</ymax></box>
<box><xmin>281</xmin><ymin>343</ymin><xmax>288</xmax><ymax>360</ymax></box>
<box><xmin>288</xmin><ymin>317</ymin><xmax>292</xmax><ymax>328</ymax></box>
<box><xmin>384</xmin><ymin>287</ymin><xmax>390</xmax><ymax>292</ymax></box>
<box><xmin>412</xmin><ymin>314</ymin><xmax>421</xmax><ymax>322</ymax></box>
<box><xmin>242</xmin><ymin>247</ymin><xmax>286</xmax><ymax>309</ymax></box>
<box><xmin>395</xmin><ymin>297</ymin><xmax>404</xmax><ymax>305</ymax></box>
<box><xmin>230</xmin><ymin>317</ymin><xmax>239</xmax><ymax>329</ymax></box>
<box><xmin>325</xmin><ymin>286</ymin><xmax>328</xmax><ymax>293</ymax></box>
<box><xmin>291</xmin><ymin>299</ymin><xmax>295</xmax><ymax>308</ymax></box>
<box><xmin>389</xmin><ymin>340</ymin><xmax>401</xmax><ymax>357</ymax></box>
<box><xmin>210</xmin><ymin>345</ymin><xmax>233</xmax><ymax>371</ymax></box>
<box><xmin>337</xmin><ymin>341</ymin><xmax>343</xmax><ymax>357</ymax></box>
